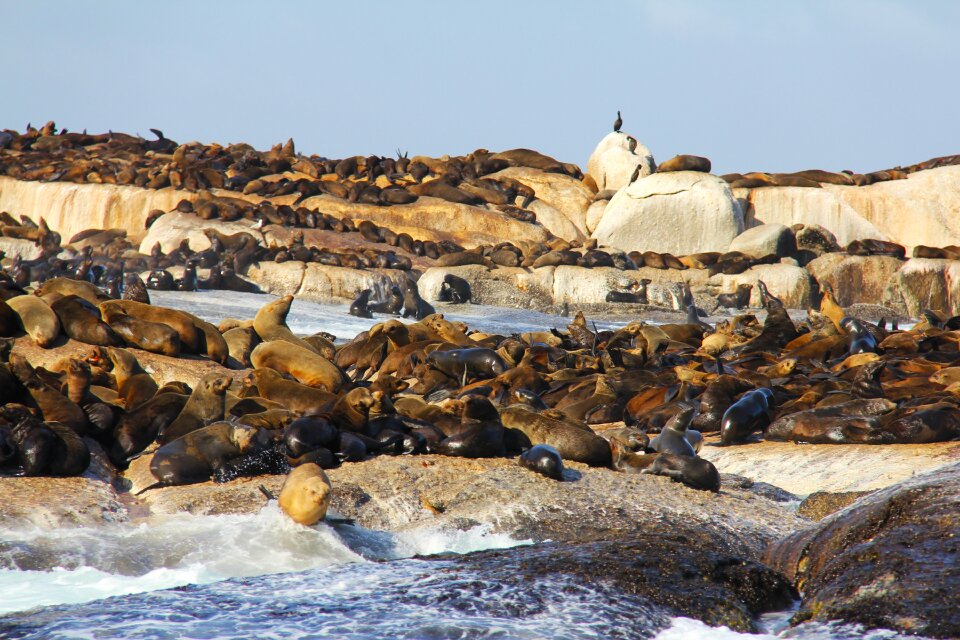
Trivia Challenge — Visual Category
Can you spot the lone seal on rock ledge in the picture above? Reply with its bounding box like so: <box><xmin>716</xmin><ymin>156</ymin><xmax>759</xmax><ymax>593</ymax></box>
<box><xmin>278</xmin><ymin>462</ymin><xmax>332</xmax><ymax>525</ymax></box>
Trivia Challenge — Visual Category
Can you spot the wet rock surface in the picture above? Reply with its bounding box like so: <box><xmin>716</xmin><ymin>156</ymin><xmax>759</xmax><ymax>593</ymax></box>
<box><xmin>797</xmin><ymin>491</ymin><xmax>873</xmax><ymax>520</ymax></box>
<box><xmin>764</xmin><ymin>462</ymin><xmax>960</xmax><ymax>638</ymax></box>
<box><xmin>133</xmin><ymin>454</ymin><xmax>805</xmax><ymax>559</ymax></box>
<box><xmin>448</xmin><ymin>535</ymin><xmax>797</xmax><ymax>633</ymax></box>
<box><xmin>0</xmin><ymin>477</ymin><xmax>127</xmax><ymax>527</ymax></box>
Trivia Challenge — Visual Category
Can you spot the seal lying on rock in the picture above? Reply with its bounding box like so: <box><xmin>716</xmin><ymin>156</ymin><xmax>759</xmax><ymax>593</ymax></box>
<box><xmin>642</xmin><ymin>453</ymin><xmax>721</xmax><ymax>492</ymax></box>
<box><xmin>519</xmin><ymin>444</ymin><xmax>565</xmax><ymax>481</ymax></box>
<box><xmin>149</xmin><ymin>421</ymin><xmax>262</xmax><ymax>487</ymax></box>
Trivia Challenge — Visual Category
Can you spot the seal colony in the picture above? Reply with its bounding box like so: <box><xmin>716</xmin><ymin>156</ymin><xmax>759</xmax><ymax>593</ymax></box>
<box><xmin>0</xmin><ymin>272</ymin><xmax>958</xmax><ymax>496</ymax></box>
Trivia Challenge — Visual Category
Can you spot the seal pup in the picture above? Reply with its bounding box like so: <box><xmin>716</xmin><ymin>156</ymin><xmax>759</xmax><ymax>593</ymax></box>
<box><xmin>401</xmin><ymin>282</ymin><xmax>435</xmax><ymax>320</ymax></box>
<box><xmin>519</xmin><ymin>444</ymin><xmax>565</xmax><ymax>481</ymax></box>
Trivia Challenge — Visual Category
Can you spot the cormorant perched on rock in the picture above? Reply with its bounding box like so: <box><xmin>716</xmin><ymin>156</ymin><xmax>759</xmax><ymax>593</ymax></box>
<box><xmin>613</xmin><ymin>110</ymin><xmax>622</xmax><ymax>133</ymax></box>
<box><xmin>629</xmin><ymin>164</ymin><xmax>641</xmax><ymax>184</ymax></box>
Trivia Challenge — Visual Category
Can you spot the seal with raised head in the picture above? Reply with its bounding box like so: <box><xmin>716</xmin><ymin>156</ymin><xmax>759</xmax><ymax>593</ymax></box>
<box><xmin>649</xmin><ymin>404</ymin><xmax>701</xmax><ymax>456</ymax></box>
<box><xmin>252</xmin><ymin>295</ymin><xmax>317</xmax><ymax>353</ymax></box>
<box><xmin>720</xmin><ymin>387</ymin><xmax>776</xmax><ymax>445</ymax></box>
<box><xmin>149</xmin><ymin>421</ymin><xmax>262</xmax><ymax>487</ymax></box>
<box><xmin>349</xmin><ymin>289</ymin><xmax>373</xmax><ymax>319</ymax></box>
<box><xmin>402</xmin><ymin>282</ymin><xmax>435</xmax><ymax>320</ymax></box>
<box><xmin>158</xmin><ymin>372</ymin><xmax>231</xmax><ymax>444</ymax></box>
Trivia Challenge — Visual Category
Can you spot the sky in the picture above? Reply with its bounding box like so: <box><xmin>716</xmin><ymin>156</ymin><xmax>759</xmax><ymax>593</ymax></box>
<box><xmin>3</xmin><ymin>1</ymin><xmax>958</xmax><ymax>175</ymax></box>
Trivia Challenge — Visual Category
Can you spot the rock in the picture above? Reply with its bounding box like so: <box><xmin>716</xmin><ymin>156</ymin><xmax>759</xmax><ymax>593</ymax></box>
<box><xmin>586</xmin><ymin>132</ymin><xmax>656</xmax><ymax>192</ymax></box>
<box><xmin>708</xmin><ymin>263</ymin><xmax>811</xmax><ymax>309</ymax></box>
<box><xmin>764</xmin><ymin>462</ymin><xmax>960</xmax><ymax>638</ymax></box>
<box><xmin>798</xmin><ymin>490</ymin><xmax>873</xmax><ymax>521</ymax></box>
<box><xmin>419</xmin><ymin>265</ymin><xmax>556</xmax><ymax>309</ymax></box>
<box><xmin>0</xmin><ymin>236</ymin><xmax>43</xmax><ymax>262</ymax></box>
<box><xmin>585</xmin><ymin>199</ymin><xmax>607</xmax><ymax>235</ymax></box>
<box><xmin>700</xmin><ymin>438</ymin><xmax>960</xmax><ymax>495</ymax></box>
<box><xmin>140</xmin><ymin>474</ymin><xmax>286</xmax><ymax>517</ymax></box>
<box><xmin>295</xmin><ymin>264</ymin><xmax>409</xmax><ymax>303</ymax></box>
<box><xmin>0</xmin><ymin>477</ymin><xmax>127</xmax><ymax>527</ymax></box>
<box><xmin>296</xmin><ymin>194</ymin><xmax>552</xmax><ymax>249</ymax></box>
<box><xmin>795</xmin><ymin>224</ymin><xmax>841</xmax><ymax>255</ymax></box>
<box><xmin>552</xmin><ymin>266</ymin><xmax>643</xmax><ymax>305</ymax></box>
<box><xmin>734</xmin><ymin>166</ymin><xmax>960</xmax><ymax>253</ymax></box>
<box><xmin>887</xmin><ymin>257</ymin><xmax>960</xmax><ymax>316</ymax></box>
<box><xmin>806</xmin><ymin>253</ymin><xmax>904</xmax><ymax>307</ymax></box>
<box><xmin>0</xmin><ymin>175</ymin><xmax>199</xmax><ymax>245</ymax></box>
<box><xmin>489</xmin><ymin>167</ymin><xmax>594</xmax><ymax>238</ymax></box>
<box><xmin>246</xmin><ymin>260</ymin><xmax>306</xmax><ymax>296</ymax></box>
<box><xmin>523</xmin><ymin>199</ymin><xmax>585</xmax><ymax>242</ymax></box>
<box><xmin>139</xmin><ymin>211</ymin><xmax>262</xmax><ymax>254</ymax></box>
<box><xmin>728</xmin><ymin>223</ymin><xmax>796</xmax><ymax>258</ymax></box>
<box><xmin>450</xmin><ymin>535</ymin><xmax>796</xmax><ymax>634</ymax></box>
<box><xmin>592</xmin><ymin>172</ymin><xmax>744</xmax><ymax>255</ymax></box>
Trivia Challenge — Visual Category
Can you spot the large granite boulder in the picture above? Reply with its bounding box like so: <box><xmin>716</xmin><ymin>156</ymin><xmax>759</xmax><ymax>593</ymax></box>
<box><xmin>887</xmin><ymin>257</ymin><xmax>960</xmax><ymax>316</ymax></box>
<box><xmin>708</xmin><ymin>263</ymin><xmax>811</xmax><ymax>309</ymax></box>
<box><xmin>0</xmin><ymin>175</ymin><xmax>199</xmax><ymax>244</ymax></box>
<box><xmin>592</xmin><ymin>172</ymin><xmax>744</xmax><ymax>254</ymax></box>
<box><xmin>489</xmin><ymin>167</ymin><xmax>594</xmax><ymax>238</ymax></box>
<box><xmin>805</xmin><ymin>253</ymin><xmax>904</xmax><ymax>307</ymax></box>
<box><xmin>552</xmin><ymin>265</ymin><xmax>641</xmax><ymax>305</ymax></box>
<box><xmin>586</xmin><ymin>132</ymin><xmax>656</xmax><ymax>192</ymax></box>
<box><xmin>728</xmin><ymin>223</ymin><xmax>796</xmax><ymax>258</ymax></box>
<box><xmin>296</xmin><ymin>264</ymin><xmax>409</xmax><ymax>303</ymax></box>
<box><xmin>418</xmin><ymin>265</ymin><xmax>555</xmax><ymax>308</ymax></box>
<box><xmin>139</xmin><ymin>211</ymin><xmax>262</xmax><ymax>254</ymax></box>
<box><xmin>296</xmin><ymin>194</ymin><xmax>553</xmax><ymax>249</ymax></box>
<box><xmin>734</xmin><ymin>166</ymin><xmax>960</xmax><ymax>253</ymax></box>
<box><xmin>764</xmin><ymin>462</ymin><xmax>960</xmax><ymax>638</ymax></box>
<box><xmin>585</xmin><ymin>199</ymin><xmax>607</xmax><ymax>234</ymax></box>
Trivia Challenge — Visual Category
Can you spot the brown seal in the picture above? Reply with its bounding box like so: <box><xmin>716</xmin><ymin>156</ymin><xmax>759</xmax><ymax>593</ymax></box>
<box><xmin>107</xmin><ymin>300</ymin><xmax>201</xmax><ymax>353</ymax></box>
<box><xmin>250</xmin><ymin>340</ymin><xmax>346</xmax><ymax>392</ymax></box>
<box><xmin>657</xmin><ymin>155</ymin><xmax>711</xmax><ymax>173</ymax></box>
<box><xmin>105</xmin><ymin>347</ymin><xmax>159</xmax><ymax>411</ymax></box>
<box><xmin>278</xmin><ymin>463</ymin><xmax>332</xmax><ymax>525</ymax></box>
<box><xmin>252</xmin><ymin>295</ymin><xmax>318</xmax><ymax>353</ymax></box>
<box><xmin>158</xmin><ymin>372</ymin><xmax>232</xmax><ymax>443</ymax></box>
<box><xmin>7</xmin><ymin>295</ymin><xmax>61</xmax><ymax>347</ymax></box>
<box><xmin>500</xmin><ymin>404</ymin><xmax>611</xmax><ymax>466</ymax></box>
<box><xmin>149</xmin><ymin>421</ymin><xmax>261</xmax><ymax>486</ymax></box>
<box><xmin>244</xmin><ymin>368</ymin><xmax>337</xmax><ymax>416</ymax></box>
<box><xmin>100</xmin><ymin>301</ymin><xmax>181</xmax><ymax>356</ymax></box>
<box><xmin>49</xmin><ymin>295</ymin><xmax>123</xmax><ymax>347</ymax></box>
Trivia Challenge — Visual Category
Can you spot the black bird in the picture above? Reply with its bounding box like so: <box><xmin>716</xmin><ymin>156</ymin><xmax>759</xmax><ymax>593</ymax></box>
<box><xmin>613</xmin><ymin>110</ymin><xmax>622</xmax><ymax>133</ymax></box>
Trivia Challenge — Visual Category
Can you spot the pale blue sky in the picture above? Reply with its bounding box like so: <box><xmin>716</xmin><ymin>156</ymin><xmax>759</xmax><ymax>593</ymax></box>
<box><xmin>3</xmin><ymin>1</ymin><xmax>958</xmax><ymax>175</ymax></box>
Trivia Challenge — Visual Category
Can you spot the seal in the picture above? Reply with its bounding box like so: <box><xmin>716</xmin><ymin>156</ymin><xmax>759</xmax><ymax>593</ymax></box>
<box><xmin>48</xmin><ymin>295</ymin><xmax>123</xmax><ymax>347</ymax></box>
<box><xmin>158</xmin><ymin>372</ymin><xmax>231</xmax><ymax>444</ymax></box>
<box><xmin>6</xmin><ymin>295</ymin><xmax>61</xmax><ymax>348</ymax></box>
<box><xmin>437</xmin><ymin>396</ymin><xmax>505</xmax><ymax>458</ymax></box>
<box><xmin>368</xmin><ymin>284</ymin><xmax>403</xmax><ymax>315</ymax></box>
<box><xmin>427</xmin><ymin>347</ymin><xmax>508</xmax><ymax>382</ymax></box>
<box><xmin>252</xmin><ymin>295</ymin><xmax>318</xmax><ymax>353</ymax></box>
<box><xmin>657</xmin><ymin>155</ymin><xmax>711</xmax><ymax>173</ymax></box>
<box><xmin>278</xmin><ymin>463</ymin><xmax>333</xmax><ymax>525</ymax></box>
<box><xmin>500</xmin><ymin>404</ymin><xmax>612</xmax><ymax>466</ymax></box>
<box><xmin>642</xmin><ymin>453</ymin><xmax>721</xmax><ymax>492</ymax></box>
<box><xmin>349</xmin><ymin>289</ymin><xmax>373</xmax><ymax>319</ymax></box>
<box><xmin>719</xmin><ymin>387</ymin><xmax>776</xmax><ymax>444</ymax></box>
<box><xmin>222</xmin><ymin>326</ymin><xmax>259</xmax><ymax>368</ymax></box>
<box><xmin>519</xmin><ymin>444</ymin><xmax>565</xmax><ymax>480</ymax></box>
<box><xmin>437</xmin><ymin>274</ymin><xmax>472</xmax><ymax>304</ymax></box>
<box><xmin>99</xmin><ymin>301</ymin><xmax>181</xmax><ymax>356</ymax></box>
<box><xmin>149</xmin><ymin>421</ymin><xmax>261</xmax><ymax>486</ymax></box>
<box><xmin>401</xmin><ymin>285</ymin><xmax>436</xmax><ymax>321</ymax></box>
<box><xmin>331</xmin><ymin>387</ymin><xmax>377</xmax><ymax>435</ymax></box>
<box><xmin>109</xmin><ymin>391</ymin><xmax>188</xmax><ymax>467</ymax></box>
<box><xmin>840</xmin><ymin>316</ymin><xmax>879</xmax><ymax>355</ymax></box>
<box><xmin>283</xmin><ymin>415</ymin><xmax>339</xmax><ymax>460</ymax></box>
<box><xmin>107</xmin><ymin>300</ymin><xmax>201</xmax><ymax>353</ymax></box>
<box><xmin>716</xmin><ymin>284</ymin><xmax>752</xmax><ymax>310</ymax></box>
<box><xmin>245</xmin><ymin>368</ymin><xmax>337</xmax><ymax>416</ymax></box>
<box><xmin>649</xmin><ymin>404</ymin><xmax>700</xmax><ymax>456</ymax></box>
<box><xmin>250</xmin><ymin>340</ymin><xmax>346</xmax><ymax>392</ymax></box>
